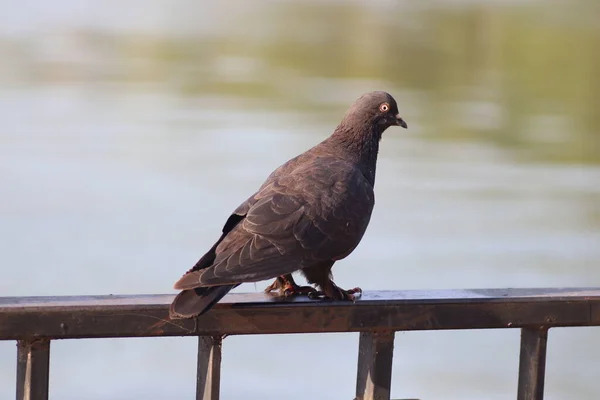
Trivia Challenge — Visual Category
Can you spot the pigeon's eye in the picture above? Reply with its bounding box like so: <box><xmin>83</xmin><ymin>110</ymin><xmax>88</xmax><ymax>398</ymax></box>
<box><xmin>379</xmin><ymin>103</ymin><xmax>389</xmax><ymax>112</ymax></box>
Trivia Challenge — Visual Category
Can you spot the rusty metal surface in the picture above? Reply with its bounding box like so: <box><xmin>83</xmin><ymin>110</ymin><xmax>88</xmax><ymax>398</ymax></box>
<box><xmin>197</xmin><ymin>336</ymin><xmax>221</xmax><ymax>400</ymax></box>
<box><xmin>355</xmin><ymin>331</ymin><xmax>395</xmax><ymax>400</ymax></box>
<box><xmin>1</xmin><ymin>288</ymin><xmax>599</xmax><ymax>340</ymax></box>
<box><xmin>16</xmin><ymin>339</ymin><xmax>50</xmax><ymax>400</ymax></box>
<box><xmin>2</xmin><ymin>287</ymin><xmax>600</xmax><ymax>308</ymax></box>
<box><xmin>517</xmin><ymin>328</ymin><xmax>548</xmax><ymax>400</ymax></box>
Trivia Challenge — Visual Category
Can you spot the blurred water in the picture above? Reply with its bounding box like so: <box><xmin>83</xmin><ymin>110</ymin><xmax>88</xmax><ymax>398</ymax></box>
<box><xmin>1</xmin><ymin>1</ymin><xmax>599</xmax><ymax>399</ymax></box>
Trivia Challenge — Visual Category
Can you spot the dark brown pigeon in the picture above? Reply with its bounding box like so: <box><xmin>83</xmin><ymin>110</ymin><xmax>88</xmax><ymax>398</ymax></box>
<box><xmin>169</xmin><ymin>91</ymin><xmax>407</xmax><ymax>319</ymax></box>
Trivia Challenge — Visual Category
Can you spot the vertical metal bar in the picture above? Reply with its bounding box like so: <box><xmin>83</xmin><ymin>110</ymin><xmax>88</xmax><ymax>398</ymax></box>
<box><xmin>355</xmin><ymin>331</ymin><xmax>395</xmax><ymax>400</ymax></box>
<box><xmin>517</xmin><ymin>328</ymin><xmax>548</xmax><ymax>400</ymax></box>
<box><xmin>196</xmin><ymin>336</ymin><xmax>222</xmax><ymax>400</ymax></box>
<box><xmin>16</xmin><ymin>339</ymin><xmax>50</xmax><ymax>400</ymax></box>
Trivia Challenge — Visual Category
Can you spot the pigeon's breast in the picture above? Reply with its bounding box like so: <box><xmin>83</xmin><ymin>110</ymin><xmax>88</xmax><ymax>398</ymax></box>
<box><xmin>292</xmin><ymin>158</ymin><xmax>376</xmax><ymax>259</ymax></box>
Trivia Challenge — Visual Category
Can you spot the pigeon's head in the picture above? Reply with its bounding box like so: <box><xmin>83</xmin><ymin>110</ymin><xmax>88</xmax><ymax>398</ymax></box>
<box><xmin>345</xmin><ymin>91</ymin><xmax>407</xmax><ymax>131</ymax></box>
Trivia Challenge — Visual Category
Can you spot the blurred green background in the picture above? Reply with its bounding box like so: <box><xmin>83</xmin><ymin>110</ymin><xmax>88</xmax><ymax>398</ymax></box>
<box><xmin>2</xmin><ymin>0</ymin><xmax>599</xmax><ymax>163</ymax></box>
<box><xmin>1</xmin><ymin>0</ymin><xmax>599</xmax><ymax>399</ymax></box>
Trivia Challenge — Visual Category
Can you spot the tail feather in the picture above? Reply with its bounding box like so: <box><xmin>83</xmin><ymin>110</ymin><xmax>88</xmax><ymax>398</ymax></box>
<box><xmin>169</xmin><ymin>285</ymin><xmax>237</xmax><ymax>319</ymax></box>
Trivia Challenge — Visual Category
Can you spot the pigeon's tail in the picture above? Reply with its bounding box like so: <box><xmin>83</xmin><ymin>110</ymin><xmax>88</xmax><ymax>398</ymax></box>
<box><xmin>169</xmin><ymin>285</ymin><xmax>237</xmax><ymax>319</ymax></box>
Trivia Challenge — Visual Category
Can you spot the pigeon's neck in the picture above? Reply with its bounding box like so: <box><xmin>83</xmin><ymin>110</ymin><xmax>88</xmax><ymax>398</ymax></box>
<box><xmin>329</xmin><ymin>123</ymin><xmax>382</xmax><ymax>185</ymax></box>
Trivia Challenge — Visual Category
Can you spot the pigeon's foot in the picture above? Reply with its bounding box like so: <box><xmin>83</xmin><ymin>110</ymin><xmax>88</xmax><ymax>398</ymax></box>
<box><xmin>264</xmin><ymin>274</ymin><xmax>317</xmax><ymax>297</ymax></box>
<box><xmin>309</xmin><ymin>282</ymin><xmax>363</xmax><ymax>301</ymax></box>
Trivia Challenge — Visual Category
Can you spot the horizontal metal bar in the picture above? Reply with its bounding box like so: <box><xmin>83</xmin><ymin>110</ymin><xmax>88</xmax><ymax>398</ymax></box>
<box><xmin>16</xmin><ymin>339</ymin><xmax>50</xmax><ymax>400</ymax></box>
<box><xmin>517</xmin><ymin>327</ymin><xmax>548</xmax><ymax>400</ymax></box>
<box><xmin>0</xmin><ymin>288</ymin><xmax>598</xmax><ymax>339</ymax></box>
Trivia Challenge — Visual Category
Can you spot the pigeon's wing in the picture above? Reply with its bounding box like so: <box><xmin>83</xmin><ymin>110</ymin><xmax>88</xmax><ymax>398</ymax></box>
<box><xmin>169</xmin><ymin>194</ymin><xmax>259</xmax><ymax>319</ymax></box>
<box><xmin>173</xmin><ymin>159</ymin><xmax>375</xmax><ymax>290</ymax></box>
<box><xmin>182</xmin><ymin>152</ymin><xmax>309</xmax><ymax>274</ymax></box>
<box><xmin>184</xmin><ymin>194</ymin><xmax>258</xmax><ymax>274</ymax></box>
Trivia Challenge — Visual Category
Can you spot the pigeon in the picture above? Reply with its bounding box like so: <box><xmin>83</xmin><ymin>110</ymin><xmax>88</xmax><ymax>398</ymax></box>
<box><xmin>169</xmin><ymin>91</ymin><xmax>407</xmax><ymax>319</ymax></box>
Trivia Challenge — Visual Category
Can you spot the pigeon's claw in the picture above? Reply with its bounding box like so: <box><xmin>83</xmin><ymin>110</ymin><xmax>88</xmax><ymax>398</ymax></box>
<box><xmin>284</xmin><ymin>285</ymin><xmax>318</xmax><ymax>297</ymax></box>
<box><xmin>308</xmin><ymin>285</ymin><xmax>362</xmax><ymax>301</ymax></box>
<box><xmin>345</xmin><ymin>287</ymin><xmax>363</xmax><ymax>297</ymax></box>
<box><xmin>264</xmin><ymin>274</ymin><xmax>317</xmax><ymax>297</ymax></box>
<box><xmin>264</xmin><ymin>277</ymin><xmax>284</xmax><ymax>294</ymax></box>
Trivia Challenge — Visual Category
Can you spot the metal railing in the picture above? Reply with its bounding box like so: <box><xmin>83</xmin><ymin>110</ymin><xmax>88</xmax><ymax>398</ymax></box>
<box><xmin>2</xmin><ymin>288</ymin><xmax>599</xmax><ymax>400</ymax></box>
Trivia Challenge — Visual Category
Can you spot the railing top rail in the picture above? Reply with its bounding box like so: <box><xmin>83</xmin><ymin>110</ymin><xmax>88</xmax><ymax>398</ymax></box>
<box><xmin>2</xmin><ymin>288</ymin><xmax>600</xmax><ymax>340</ymax></box>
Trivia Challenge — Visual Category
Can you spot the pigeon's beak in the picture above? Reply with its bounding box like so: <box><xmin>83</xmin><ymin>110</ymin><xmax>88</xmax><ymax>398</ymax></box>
<box><xmin>395</xmin><ymin>114</ymin><xmax>408</xmax><ymax>129</ymax></box>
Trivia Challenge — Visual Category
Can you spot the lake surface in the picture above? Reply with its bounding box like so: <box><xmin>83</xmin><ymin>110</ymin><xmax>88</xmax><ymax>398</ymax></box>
<box><xmin>1</xmin><ymin>1</ymin><xmax>599</xmax><ymax>399</ymax></box>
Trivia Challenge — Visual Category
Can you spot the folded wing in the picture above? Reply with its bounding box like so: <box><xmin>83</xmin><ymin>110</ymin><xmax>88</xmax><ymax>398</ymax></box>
<box><xmin>174</xmin><ymin>158</ymin><xmax>374</xmax><ymax>289</ymax></box>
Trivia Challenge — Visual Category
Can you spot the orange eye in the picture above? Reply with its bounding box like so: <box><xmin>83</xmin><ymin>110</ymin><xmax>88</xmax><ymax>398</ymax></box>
<box><xmin>379</xmin><ymin>103</ymin><xmax>389</xmax><ymax>112</ymax></box>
